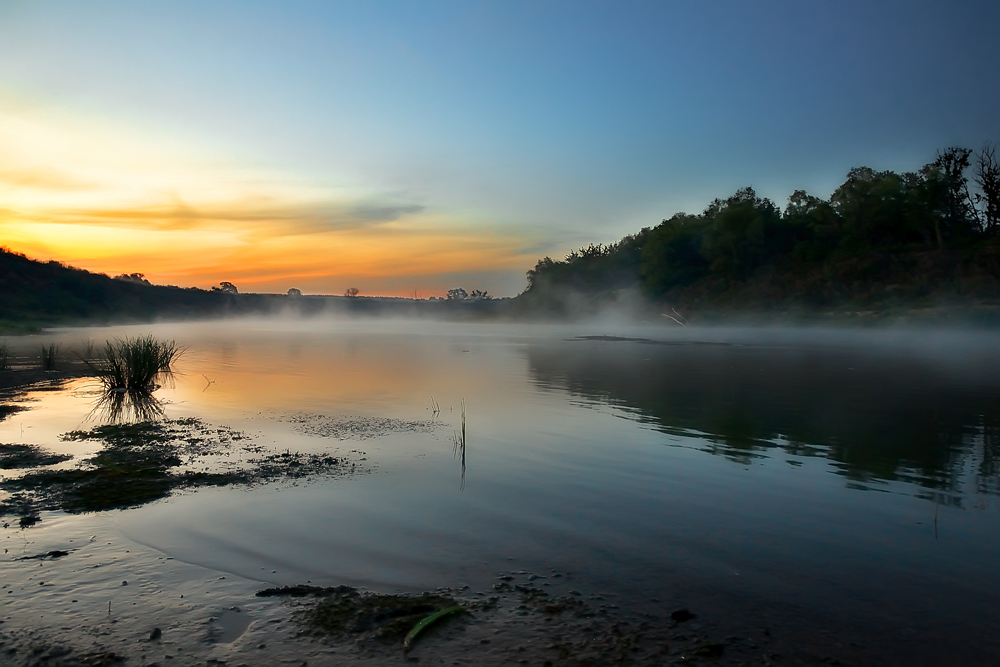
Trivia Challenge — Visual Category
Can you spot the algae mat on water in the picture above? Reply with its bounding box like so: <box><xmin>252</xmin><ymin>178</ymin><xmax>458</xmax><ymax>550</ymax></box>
<box><xmin>0</xmin><ymin>417</ymin><xmax>366</xmax><ymax>521</ymax></box>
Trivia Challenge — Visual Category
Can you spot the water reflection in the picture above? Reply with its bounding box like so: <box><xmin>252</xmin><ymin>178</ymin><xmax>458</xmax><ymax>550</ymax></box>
<box><xmin>526</xmin><ymin>339</ymin><xmax>1000</xmax><ymax>505</ymax></box>
<box><xmin>453</xmin><ymin>399</ymin><xmax>467</xmax><ymax>491</ymax></box>
<box><xmin>89</xmin><ymin>387</ymin><xmax>165</xmax><ymax>423</ymax></box>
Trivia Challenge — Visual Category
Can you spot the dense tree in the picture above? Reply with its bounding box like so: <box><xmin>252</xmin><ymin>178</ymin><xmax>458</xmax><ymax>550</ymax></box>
<box><xmin>699</xmin><ymin>187</ymin><xmax>782</xmax><ymax>278</ymax></box>
<box><xmin>520</xmin><ymin>145</ymin><xmax>1000</xmax><ymax>308</ymax></box>
<box><xmin>639</xmin><ymin>214</ymin><xmax>708</xmax><ymax>292</ymax></box>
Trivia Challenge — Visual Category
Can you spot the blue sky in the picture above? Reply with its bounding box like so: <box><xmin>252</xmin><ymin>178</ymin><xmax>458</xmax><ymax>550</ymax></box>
<box><xmin>0</xmin><ymin>0</ymin><xmax>997</xmax><ymax>295</ymax></box>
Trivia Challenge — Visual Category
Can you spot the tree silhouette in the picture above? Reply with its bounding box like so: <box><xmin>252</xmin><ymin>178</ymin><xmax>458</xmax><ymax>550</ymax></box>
<box><xmin>975</xmin><ymin>142</ymin><xmax>1000</xmax><ymax>233</ymax></box>
<box><xmin>114</xmin><ymin>273</ymin><xmax>151</xmax><ymax>285</ymax></box>
<box><xmin>344</xmin><ymin>287</ymin><xmax>360</xmax><ymax>297</ymax></box>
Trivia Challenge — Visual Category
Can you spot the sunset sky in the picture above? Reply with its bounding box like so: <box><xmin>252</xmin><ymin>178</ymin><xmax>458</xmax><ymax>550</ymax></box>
<box><xmin>1</xmin><ymin>1</ymin><xmax>997</xmax><ymax>297</ymax></box>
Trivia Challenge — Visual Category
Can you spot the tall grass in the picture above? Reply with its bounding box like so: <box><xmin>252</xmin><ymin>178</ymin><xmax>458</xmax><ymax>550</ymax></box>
<box><xmin>0</xmin><ymin>341</ymin><xmax>8</xmax><ymax>371</ymax></box>
<box><xmin>40</xmin><ymin>343</ymin><xmax>60</xmax><ymax>371</ymax></box>
<box><xmin>92</xmin><ymin>335</ymin><xmax>182</xmax><ymax>392</ymax></box>
<box><xmin>85</xmin><ymin>335</ymin><xmax>181</xmax><ymax>423</ymax></box>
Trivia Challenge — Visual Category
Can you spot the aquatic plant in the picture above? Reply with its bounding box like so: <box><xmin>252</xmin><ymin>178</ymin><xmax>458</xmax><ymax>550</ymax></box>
<box><xmin>0</xmin><ymin>418</ymin><xmax>350</xmax><ymax>516</ymax></box>
<box><xmin>91</xmin><ymin>335</ymin><xmax>182</xmax><ymax>392</ymax></box>
<box><xmin>91</xmin><ymin>388</ymin><xmax>166</xmax><ymax>423</ymax></box>
<box><xmin>258</xmin><ymin>585</ymin><xmax>460</xmax><ymax>648</ymax></box>
<box><xmin>0</xmin><ymin>341</ymin><xmax>8</xmax><ymax>370</ymax></box>
<box><xmin>453</xmin><ymin>399</ymin><xmax>466</xmax><ymax>491</ymax></box>
<box><xmin>79</xmin><ymin>335</ymin><xmax>183</xmax><ymax>423</ymax></box>
<box><xmin>454</xmin><ymin>399</ymin><xmax>466</xmax><ymax>448</ymax></box>
<box><xmin>0</xmin><ymin>443</ymin><xmax>73</xmax><ymax>469</ymax></box>
<box><xmin>40</xmin><ymin>343</ymin><xmax>60</xmax><ymax>370</ymax></box>
<box><xmin>403</xmin><ymin>606</ymin><xmax>465</xmax><ymax>652</ymax></box>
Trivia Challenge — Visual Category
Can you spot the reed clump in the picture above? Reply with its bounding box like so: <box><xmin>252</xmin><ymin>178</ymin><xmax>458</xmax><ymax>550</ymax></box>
<box><xmin>0</xmin><ymin>341</ymin><xmax>9</xmax><ymax>370</ymax></box>
<box><xmin>40</xmin><ymin>343</ymin><xmax>60</xmax><ymax>371</ymax></box>
<box><xmin>92</xmin><ymin>335</ymin><xmax>182</xmax><ymax>392</ymax></box>
<box><xmin>453</xmin><ymin>399</ymin><xmax>466</xmax><ymax>491</ymax></box>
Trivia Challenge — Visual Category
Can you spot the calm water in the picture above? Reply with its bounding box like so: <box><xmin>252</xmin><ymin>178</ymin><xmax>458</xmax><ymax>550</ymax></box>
<box><xmin>4</xmin><ymin>320</ymin><xmax>1000</xmax><ymax>653</ymax></box>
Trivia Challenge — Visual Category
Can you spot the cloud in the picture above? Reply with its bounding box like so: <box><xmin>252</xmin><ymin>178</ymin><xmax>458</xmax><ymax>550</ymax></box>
<box><xmin>47</xmin><ymin>197</ymin><xmax>428</xmax><ymax>236</ymax></box>
<box><xmin>0</xmin><ymin>166</ymin><xmax>94</xmax><ymax>191</ymax></box>
<box><xmin>350</xmin><ymin>204</ymin><xmax>426</xmax><ymax>222</ymax></box>
<box><xmin>0</xmin><ymin>90</ymin><xmax>543</xmax><ymax>297</ymax></box>
<box><xmin>516</xmin><ymin>239</ymin><xmax>560</xmax><ymax>257</ymax></box>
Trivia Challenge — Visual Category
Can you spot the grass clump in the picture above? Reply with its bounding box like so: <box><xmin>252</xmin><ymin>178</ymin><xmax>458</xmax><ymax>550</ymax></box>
<box><xmin>92</xmin><ymin>335</ymin><xmax>182</xmax><ymax>392</ymax></box>
<box><xmin>79</xmin><ymin>337</ymin><xmax>96</xmax><ymax>359</ymax></box>
<box><xmin>40</xmin><ymin>343</ymin><xmax>60</xmax><ymax>371</ymax></box>
<box><xmin>0</xmin><ymin>341</ymin><xmax>8</xmax><ymax>370</ymax></box>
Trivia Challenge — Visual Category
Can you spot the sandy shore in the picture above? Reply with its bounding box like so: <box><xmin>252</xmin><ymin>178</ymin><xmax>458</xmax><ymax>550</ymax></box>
<box><xmin>8</xmin><ymin>509</ymin><xmax>998</xmax><ymax>666</ymax></box>
<box><xmin>0</xmin><ymin>511</ymin><xmax>789</xmax><ymax>667</ymax></box>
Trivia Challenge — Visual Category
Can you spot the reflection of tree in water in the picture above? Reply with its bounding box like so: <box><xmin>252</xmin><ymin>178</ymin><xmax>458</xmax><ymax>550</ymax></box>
<box><xmin>526</xmin><ymin>340</ymin><xmax>1000</xmax><ymax>504</ymax></box>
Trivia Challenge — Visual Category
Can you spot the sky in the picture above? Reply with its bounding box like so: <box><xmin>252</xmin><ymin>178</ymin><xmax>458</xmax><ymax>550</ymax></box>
<box><xmin>0</xmin><ymin>0</ymin><xmax>998</xmax><ymax>297</ymax></box>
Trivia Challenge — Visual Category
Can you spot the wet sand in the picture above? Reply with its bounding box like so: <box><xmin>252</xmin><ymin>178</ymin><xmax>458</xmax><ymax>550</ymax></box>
<box><xmin>0</xmin><ymin>514</ymin><xmax>791</xmax><ymax>666</ymax></box>
<box><xmin>5</xmin><ymin>511</ymin><xmax>999</xmax><ymax>666</ymax></box>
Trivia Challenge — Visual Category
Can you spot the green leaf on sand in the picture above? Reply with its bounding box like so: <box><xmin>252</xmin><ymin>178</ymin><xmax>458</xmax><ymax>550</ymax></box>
<box><xmin>403</xmin><ymin>605</ymin><xmax>464</xmax><ymax>652</ymax></box>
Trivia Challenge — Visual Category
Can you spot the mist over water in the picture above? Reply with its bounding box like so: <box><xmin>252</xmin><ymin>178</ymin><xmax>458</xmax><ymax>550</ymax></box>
<box><xmin>5</xmin><ymin>316</ymin><xmax>1000</xmax><ymax>659</ymax></box>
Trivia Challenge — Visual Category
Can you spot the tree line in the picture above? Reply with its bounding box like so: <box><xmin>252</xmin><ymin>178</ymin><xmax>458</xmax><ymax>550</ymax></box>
<box><xmin>521</xmin><ymin>144</ymin><xmax>1000</xmax><ymax>308</ymax></box>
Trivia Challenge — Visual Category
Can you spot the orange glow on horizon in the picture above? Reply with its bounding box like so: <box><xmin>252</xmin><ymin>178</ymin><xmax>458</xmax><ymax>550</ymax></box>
<box><xmin>0</xmin><ymin>95</ymin><xmax>543</xmax><ymax>297</ymax></box>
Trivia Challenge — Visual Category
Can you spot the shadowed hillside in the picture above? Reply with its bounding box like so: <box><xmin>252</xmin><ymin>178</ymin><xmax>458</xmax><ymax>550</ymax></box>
<box><xmin>0</xmin><ymin>248</ymin><xmax>239</xmax><ymax>331</ymax></box>
<box><xmin>0</xmin><ymin>248</ymin><xmax>504</xmax><ymax>331</ymax></box>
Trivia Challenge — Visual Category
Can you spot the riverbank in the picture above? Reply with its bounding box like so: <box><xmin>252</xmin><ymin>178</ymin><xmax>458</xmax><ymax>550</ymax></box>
<box><xmin>3</xmin><ymin>509</ymin><xmax>998</xmax><ymax>666</ymax></box>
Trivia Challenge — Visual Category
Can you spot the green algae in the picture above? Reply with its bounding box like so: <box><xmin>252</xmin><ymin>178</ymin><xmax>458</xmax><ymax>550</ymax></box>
<box><xmin>1</xmin><ymin>418</ymin><xmax>356</xmax><ymax>520</ymax></box>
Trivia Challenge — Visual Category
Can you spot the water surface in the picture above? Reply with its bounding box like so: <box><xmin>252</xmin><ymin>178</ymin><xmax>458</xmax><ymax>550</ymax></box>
<box><xmin>4</xmin><ymin>320</ymin><xmax>1000</xmax><ymax>660</ymax></box>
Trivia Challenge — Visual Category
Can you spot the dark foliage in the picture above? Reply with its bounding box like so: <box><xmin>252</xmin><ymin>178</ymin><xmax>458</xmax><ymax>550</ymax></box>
<box><xmin>0</xmin><ymin>247</ymin><xmax>243</xmax><ymax>329</ymax></box>
<box><xmin>519</xmin><ymin>147</ymin><xmax>1000</xmax><ymax>312</ymax></box>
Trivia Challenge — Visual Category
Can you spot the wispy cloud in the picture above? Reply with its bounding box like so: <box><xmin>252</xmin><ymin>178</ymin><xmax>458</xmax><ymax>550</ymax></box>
<box><xmin>50</xmin><ymin>197</ymin><xmax>428</xmax><ymax>235</ymax></box>
<box><xmin>350</xmin><ymin>203</ymin><xmax>426</xmax><ymax>222</ymax></box>
<box><xmin>0</xmin><ymin>91</ymin><xmax>542</xmax><ymax>296</ymax></box>
<box><xmin>0</xmin><ymin>166</ymin><xmax>94</xmax><ymax>191</ymax></box>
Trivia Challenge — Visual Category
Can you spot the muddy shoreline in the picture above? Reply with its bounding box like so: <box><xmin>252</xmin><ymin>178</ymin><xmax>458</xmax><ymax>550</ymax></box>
<box><xmin>3</xmin><ymin>519</ymin><xmax>998</xmax><ymax>667</ymax></box>
<box><xmin>0</xmin><ymin>361</ymin><xmax>93</xmax><ymax>393</ymax></box>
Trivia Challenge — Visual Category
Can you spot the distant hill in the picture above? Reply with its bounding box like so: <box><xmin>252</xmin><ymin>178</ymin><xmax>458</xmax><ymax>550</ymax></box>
<box><xmin>0</xmin><ymin>248</ymin><xmax>504</xmax><ymax>332</ymax></box>
<box><xmin>0</xmin><ymin>248</ymin><xmax>245</xmax><ymax>331</ymax></box>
